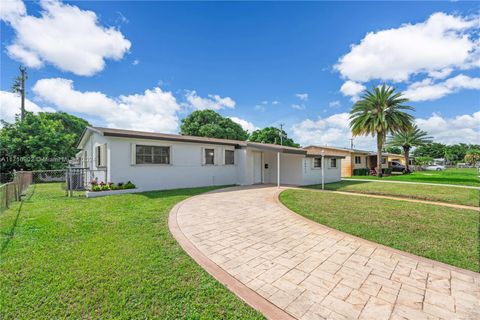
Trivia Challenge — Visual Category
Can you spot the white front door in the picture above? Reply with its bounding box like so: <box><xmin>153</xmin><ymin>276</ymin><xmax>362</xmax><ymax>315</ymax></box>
<box><xmin>253</xmin><ymin>152</ymin><xmax>262</xmax><ymax>184</ymax></box>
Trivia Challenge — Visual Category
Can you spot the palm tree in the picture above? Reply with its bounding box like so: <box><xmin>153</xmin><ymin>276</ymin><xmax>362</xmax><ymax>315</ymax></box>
<box><xmin>350</xmin><ymin>85</ymin><xmax>414</xmax><ymax>177</ymax></box>
<box><xmin>387</xmin><ymin>125</ymin><xmax>432</xmax><ymax>172</ymax></box>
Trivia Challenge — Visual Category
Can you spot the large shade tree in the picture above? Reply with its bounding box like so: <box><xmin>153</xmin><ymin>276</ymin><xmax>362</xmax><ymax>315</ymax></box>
<box><xmin>0</xmin><ymin>112</ymin><xmax>89</xmax><ymax>182</ymax></box>
<box><xmin>248</xmin><ymin>127</ymin><xmax>299</xmax><ymax>147</ymax></box>
<box><xmin>387</xmin><ymin>125</ymin><xmax>432</xmax><ymax>172</ymax></box>
<box><xmin>180</xmin><ymin>110</ymin><xmax>248</xmax><ymax>140</ymax></box>
<box><xmin>350</xmin><ymin>85</ymin><xmax>414</xmax><ymax>177</ymax></box>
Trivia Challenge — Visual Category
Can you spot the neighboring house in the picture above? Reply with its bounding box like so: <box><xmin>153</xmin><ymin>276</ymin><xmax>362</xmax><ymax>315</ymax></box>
<box><xmin>76</xmin><ymin>127</ymin><xmax>344</xmax><ymax>191</ymax></box>
<box><xmin>304</xmin><ymin>146</ymin><xmax>406</xmax><ymax>177</ymax></box>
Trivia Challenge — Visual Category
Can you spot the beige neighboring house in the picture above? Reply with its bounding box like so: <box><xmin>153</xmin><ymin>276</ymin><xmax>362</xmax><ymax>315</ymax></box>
<box><xmin>304</xmin><ymin>146</ymin><xmax>406</xmax><ymax>177</ymax></box>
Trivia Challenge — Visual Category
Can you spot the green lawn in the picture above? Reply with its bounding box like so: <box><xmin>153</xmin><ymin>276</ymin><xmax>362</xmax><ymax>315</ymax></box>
<box><xmin>307</xmin><ymin>180</ymin><xmax>479</xmax><ymax>207</ymax></box>
<box><xmin>0</xmin><ymin>183</ymin><xmax>262</xmax><ymax>319</ymax></box>
<box><xmin>350</xmin><ymin>168</ymin><xmax>480</xmax><ymax>186</ymax></box>
<box><xmin>280</xmin><ymin>189</ymin><xmax>479</xmax><ymax>272</ymax></box>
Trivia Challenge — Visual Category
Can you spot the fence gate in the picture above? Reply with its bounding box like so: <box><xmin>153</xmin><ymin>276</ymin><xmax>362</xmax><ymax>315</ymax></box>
<box><xmin>66</xmin><ymin>168</ymin><xmax>107</xmax><ymax>195</ymax></box>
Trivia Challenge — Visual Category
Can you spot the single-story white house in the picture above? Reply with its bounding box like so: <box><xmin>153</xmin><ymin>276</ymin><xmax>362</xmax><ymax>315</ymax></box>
<box><xmin>76</xmin><ymin>127</ymin><xmax>344</xmax><ymax>191</ymax></box>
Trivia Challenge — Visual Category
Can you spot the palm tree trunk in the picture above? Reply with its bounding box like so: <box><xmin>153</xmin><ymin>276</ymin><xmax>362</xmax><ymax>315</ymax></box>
<box><xmin>404</xmin><ymin>147</ymin><xmax>410</xmax><ymax>172</ymax></box>
<box><xmin>376</xmin><ymin>133</ymin><xmax>383</xmax><ymax>177</ymax></box>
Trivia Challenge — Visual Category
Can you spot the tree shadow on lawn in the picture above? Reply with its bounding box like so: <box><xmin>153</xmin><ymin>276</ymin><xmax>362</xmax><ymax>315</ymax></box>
<box><xmin>137</xmin><ymin>184</ymin><xmax>265</xmax><ymax>199</ymax></box>
<box><xmin>0</xmin><ymin>184</ymin><xmax>36</xmax><ymax>255</ymax></box>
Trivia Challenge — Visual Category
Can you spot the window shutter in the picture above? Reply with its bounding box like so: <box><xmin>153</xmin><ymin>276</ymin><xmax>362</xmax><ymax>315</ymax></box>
<box><xmin>101</xmin><ymin>144</ymin><xmax>107</xmax><ymax>167</ymax></box>
<box><xmin>131</xmin><ymin>144</ymin><xmax>136</xmax><ymax>165</ymax></box>
<box><xmin>201</xmin><ymin>147</ymin><xmax>206</xmax><ymax>165</ymax></box>
<box><xmin>311</xmin><ymin>158</ymin><xmax>315</xmax><ymax>169</ymax></box>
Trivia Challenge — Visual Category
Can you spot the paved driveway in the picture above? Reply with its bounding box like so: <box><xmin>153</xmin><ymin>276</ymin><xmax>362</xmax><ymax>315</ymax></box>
<box><xmin>170</xmin><ymin>186</ymin><xmax>480</xmax><ymax>320</ymax></box>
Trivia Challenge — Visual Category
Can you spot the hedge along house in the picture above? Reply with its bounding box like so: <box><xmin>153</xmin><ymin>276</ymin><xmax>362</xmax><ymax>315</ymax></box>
<box><xmin>304</xmin><ymin>146</ymin><xmax>406</xmax><ymax>177</ymax></box>
<box><xmin>76</xmin><ymin>127</ymin><xmax>344</xmax><ymax>191</ymax></box>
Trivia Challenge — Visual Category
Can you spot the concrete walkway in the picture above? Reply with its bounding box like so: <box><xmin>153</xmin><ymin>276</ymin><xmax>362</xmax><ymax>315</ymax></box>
<box><xmin>342</xmin><ymin>178</ymin><xmax>480</xmax><ymax>190</ymax></box>
<box><xmin>170</xmin><ymin>186</ymin><xmax>480</xmax><ymax>320</ymax></box>
<box><xmin>301</xmin><ymin>188</ymin><xmax>479</xmax><ymax>211</ymax></box>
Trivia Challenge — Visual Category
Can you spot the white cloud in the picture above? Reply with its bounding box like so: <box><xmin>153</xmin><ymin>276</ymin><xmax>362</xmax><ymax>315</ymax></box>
<box><xmin>340</xmin><ymin>80</ymin><xmax>366</xmax><ymax>101</ymax></box>
<box><xmin>0</xmin><ymin>90</ymin><xmax>54</xmax><ymax>123</ymax></box>
<box><xmin>132</xmin><ymin>59</ymin><xmax>140</xmax><ymax>66</ymax></box>
<box><xmin>415</xmin><ymin>112</ymin><xmax>480</xmax><ymax>144</ymax></box>
<box><xmin>335</xmin><ymin>12</ymin><xmax>479</xmax><ymax>83</ymax></box>
<box><xmin>291</xmin><ymin>104</ymin><xmax>306</xmax><ymax>110</ymax></box>
<box><xmin>272</xmin><ymin>100</ymin><xmax>280</xmax><ymax>105</ymax></box>
<box><xmin>329</xmin><ymin>100</ymin><xmax>341</xmax><ymax>108</ymax></box>
<box><xmin>185</xmin><ymin>90</ymin><xmax>235</xmax><ymax>110</ymax></box>
<box><xmin>261</xmin><ymin>100</ymin><xmax>268</xmax><ymax>105</ymax></box>
<box><xmin>292</xmin><ymin>113</ymin><xmax>375</xmax><ymax>149</ymax></box>
<box><xmin>1</xmin><ymin>0</ymin><xmax>131</xmax><ymax>76</ymax></box>
<box><xmin>403</xmin><ymin>74</ymin><xmax>480</xmax><ymax>101</ymax></box>
<box><xmin>295</xmin><ymin>93</ymin><xmax>309</xmax><ymax>101</ymax></box>
<box><xmin>0</xmin><ymin>0</ymin><xmax>25</xmax><ymax>24</ymax></box>
<box><xmin>32</xmin><ymin>78</ymin><xmax>180</xmax><ymax>133</ymax></box>
<box><xmin>229</xmin><ymin>117</ymin><xmax>258</xmax><ymax>132</ymax></box>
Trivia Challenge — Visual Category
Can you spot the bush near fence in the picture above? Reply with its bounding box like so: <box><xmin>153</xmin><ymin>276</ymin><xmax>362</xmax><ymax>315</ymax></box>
<box><xmin>353</xmin><ymin>168</ymin><xmax>369</xmax><ymax>176</ymax></box>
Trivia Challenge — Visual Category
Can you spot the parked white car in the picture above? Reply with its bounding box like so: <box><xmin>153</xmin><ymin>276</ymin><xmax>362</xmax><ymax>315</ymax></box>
<box><xmin>425</xmin><ymin>165</ymin><xmax>446</xmax><ymax>171</ymax></box>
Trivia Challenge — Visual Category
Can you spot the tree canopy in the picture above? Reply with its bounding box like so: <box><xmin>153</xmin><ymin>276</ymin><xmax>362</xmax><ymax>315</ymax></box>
<box><xmin>248</xmin><ymin>127</ymin><xmax>300</xmax><ymax>147</ymax></box>
<box><xmin>413</xmin><ymin>143</ymin><xmax>480</xmax><ymax>163</ymax></box>
<box><xmin>384</xmin><ymin>146</ymin><xmax>402</xmax><ymax>154</ymax></box>
<box><xmin>0</xmin><ymin>112</ymin><xmax>89</xmax><ymax>181</ymax></box>
<box><xmin>180</xmin><ymin>110</ymin><xmax>248</xmax><ymax>140</ymax></box>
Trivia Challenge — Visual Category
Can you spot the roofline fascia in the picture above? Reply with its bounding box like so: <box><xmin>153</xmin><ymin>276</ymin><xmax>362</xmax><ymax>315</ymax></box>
<box><xmin>103</xmin><ymin>131</ymin><xmax>244</xmax><ymax>147</ymax></box>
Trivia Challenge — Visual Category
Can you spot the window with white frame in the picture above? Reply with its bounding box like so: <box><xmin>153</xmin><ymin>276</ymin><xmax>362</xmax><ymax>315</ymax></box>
<box><xmin>225</xmin><ymin>150</ymin><xmax>234</xmax><ymax>165</ymax></box>
<box><xmin>355</xmin><ymin>156</ymin><xmax>362</xmax><ymax>164</ymax></box>
<box><xmin>205</xmin><ymin>148</ymin><xmax>215</xmax><ymax>165</ymax></box>
<box><xmin>313</xmin><ymin>158</ymin><xmax>322</xmax><ymax>168</ymax></box>
<box><xmin>330</xmin><ymin>158</ymin><xmax>337</xmax><ymax>168</ymax></box>
<box><xmin>135</xmin><ymin>145</ymin><xmax>170</xmax><ymax>164</ymax></box>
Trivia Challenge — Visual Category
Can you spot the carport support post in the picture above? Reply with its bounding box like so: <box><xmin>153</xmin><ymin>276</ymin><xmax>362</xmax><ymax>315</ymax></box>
<box><xmin>321</xmin><ymin>153</ymin><xmax>325</xmax><ymax>190</ymax></box>
<box><xmin>277</xmin><ymin>152</ymin><xmax>280</xmax><ymax>188</ymax></box>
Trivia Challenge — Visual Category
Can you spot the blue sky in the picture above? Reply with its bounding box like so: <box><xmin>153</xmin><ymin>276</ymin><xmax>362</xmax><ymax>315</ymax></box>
<box><xmin>1</xmin><ymin>0</ymin><xmax>479</xmax><ymax>149</ymax></box>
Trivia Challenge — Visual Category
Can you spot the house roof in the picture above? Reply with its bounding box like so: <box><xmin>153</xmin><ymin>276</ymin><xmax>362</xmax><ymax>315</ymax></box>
<box><xmin>304</xmin><ymin>145</ymin><xmax>370</xmax><ymax>154</ymax></box>
<box><xmin>78</xmin><ymin>127</ymin><xmax>309</xmax><ymax>155</ymax></box>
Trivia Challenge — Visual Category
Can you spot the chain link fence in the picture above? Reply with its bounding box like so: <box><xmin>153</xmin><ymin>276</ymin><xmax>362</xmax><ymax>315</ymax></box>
<box><xmin>0</xmin><ymin>168</ymin><xmax>107</xmax><ymax>213</ymax></box>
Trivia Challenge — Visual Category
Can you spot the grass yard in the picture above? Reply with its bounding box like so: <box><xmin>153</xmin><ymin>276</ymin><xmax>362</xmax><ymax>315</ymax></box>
<box><xmin>280</xmin><ymin>189</ymin><xmax>479</xmax><ymax>272</ymax></box>
<box><xmin>307</xmin><ymin>180</ymin><xmax>479</xmax><ymax>207</ymax></box>
<box><xmin>0</xmin><ymin>183</ymin><xmax>262</xmax><ymax>319</ymax></box>
<box><xmin>350</xmin><ymin>168</ymin><xmax>480</xmax><ymax>186</ymax></box>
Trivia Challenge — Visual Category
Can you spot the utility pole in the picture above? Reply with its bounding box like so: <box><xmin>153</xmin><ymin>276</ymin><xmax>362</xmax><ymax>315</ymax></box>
<box><xmin>279</xmin><ymin>123</ymin><xmax>284</xmax><ymax>146</ymax></box>
<box><xmin>350</xmin><ymin>137</ymin><xmax>354</xmax><ymax>150</ymax></box>
<box><xmin>12</xmin><ymin>66</ymin><xmax>27</xmax><ymax>121</ymax></box>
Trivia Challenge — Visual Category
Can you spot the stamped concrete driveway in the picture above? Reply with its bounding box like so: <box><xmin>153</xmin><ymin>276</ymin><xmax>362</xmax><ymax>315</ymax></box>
<box><xmin>169</xmin><ymin>186</ymin><xmax>480</xmax><ymax>320</ymax></box>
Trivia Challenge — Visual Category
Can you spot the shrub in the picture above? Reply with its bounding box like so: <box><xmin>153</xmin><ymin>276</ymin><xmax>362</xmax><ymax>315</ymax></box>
<box><xmin>382</xmin><ymin>168</ymin><xmax>392</xmax><ymax>175</ymax></box>
<box><xmin>92</xmin><ymin>185</ymin><xmax>102</xmax><ymax>192</ymax></box>
<box><xmin>110</xmin><ymin>184</ymin><xmax>119</xmax><ymax>190</ymax></box>
<box><xmin>353</xmin><ymin>168</ymin><xmax>369</xmax><ymax>176</ymax></box>
<box><xmin>124</xmin><ymin>181</ymin><xmax>136</xmax><ymax>189</ymax></box>
<box><xmin>101</xmin><ymin>184</ymin><xmax>110</xmax><ymax>191</ymax></box>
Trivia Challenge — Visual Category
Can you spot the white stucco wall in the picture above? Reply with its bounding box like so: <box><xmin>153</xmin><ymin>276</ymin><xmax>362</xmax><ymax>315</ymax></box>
<box><xmin>79</xmin><ymin>131</ymin><xmax>342</xmax><ymax>190</ymax></box>
<box><xmin>302</xmin><ymin>157</ymin><xmax>342</xmax><ymax>185</ymax></box>
<box><xmin>106</xmin><ymin>136</ymin><xmax>238</xmax><ymax>191</ymax></box>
